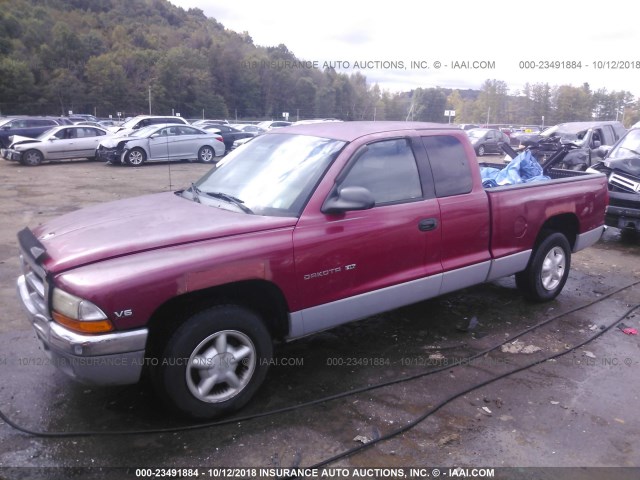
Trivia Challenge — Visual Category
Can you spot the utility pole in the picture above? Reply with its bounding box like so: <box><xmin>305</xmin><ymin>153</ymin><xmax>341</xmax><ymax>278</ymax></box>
<box><xmin>148</xmin><ymin>86</ymin><xmax>152</xmax><ymax>115</ymax></box>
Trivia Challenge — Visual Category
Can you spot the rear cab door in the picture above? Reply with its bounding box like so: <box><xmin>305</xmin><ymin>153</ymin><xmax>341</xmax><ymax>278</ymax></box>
<box><xmin>420</xmin><ymin>133</ymin><xmax>492</xmax><ymax>292</ymax></box>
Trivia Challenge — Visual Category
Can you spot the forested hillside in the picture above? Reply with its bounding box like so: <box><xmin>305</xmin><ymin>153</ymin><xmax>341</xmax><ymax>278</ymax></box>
<box><xmin>0</xmin><ymin>0</ymin><xmax>637</xmax><ymax>125</ymax></box>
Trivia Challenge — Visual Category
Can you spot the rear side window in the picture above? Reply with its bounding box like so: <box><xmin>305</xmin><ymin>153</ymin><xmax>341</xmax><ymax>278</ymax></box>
<box><xmin>422</xmin><ymin>135</ymin><xmax>473</xmax><ymax>197</ymax></box>
<box><xmin>340</xmin><ymin>138</ymin><xmax>422</xmax><ymax>205</ymax></box>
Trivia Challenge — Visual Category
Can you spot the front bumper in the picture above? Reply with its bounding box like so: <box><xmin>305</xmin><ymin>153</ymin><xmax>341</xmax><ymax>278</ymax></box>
<box><xmin>606</xmin><ymin>190</ymin><xmax>640</xmax><ymax>232</ymax></box>
<box><xmin>17</xmin><ymin>275</ymin><xmax>148</xmax><ymax>386</ymax></box>
<box><xmin>1</xmin><ymin>148</ymin><xmax>21</xmax><ymax>162</ymax></box>
<box><xmin>95</xmin><ymin>146</ymin><xmax>123</xmax><ymax>163</ymax></box>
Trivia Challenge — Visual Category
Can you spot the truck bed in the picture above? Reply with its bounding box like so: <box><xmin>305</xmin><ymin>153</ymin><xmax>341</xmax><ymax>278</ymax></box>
<box><xmin>479</xmin><ymin>163</ymin><xmax>608</xmax><ymax>259</ymax></box>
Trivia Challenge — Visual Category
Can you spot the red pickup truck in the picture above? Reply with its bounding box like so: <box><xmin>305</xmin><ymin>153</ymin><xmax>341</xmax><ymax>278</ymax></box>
<box><xmin>16</xmin><ymin>122</ymin><xmax>608</xmax><ymax>418</ymax></box>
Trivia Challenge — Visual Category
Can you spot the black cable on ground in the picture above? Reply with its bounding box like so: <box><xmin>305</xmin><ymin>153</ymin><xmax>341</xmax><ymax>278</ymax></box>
<box><xmin>304</xmin><ymin>301</ymin><xmax>640</xmax><ymax>470</ymax></box>
<box><xmin>0</xmin><ymin>280</ymin><xmax>638</xmax><ymax>439</ymax></box>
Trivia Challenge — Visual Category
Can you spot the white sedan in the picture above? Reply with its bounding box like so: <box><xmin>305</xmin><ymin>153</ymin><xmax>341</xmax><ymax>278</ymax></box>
<box><xmin>1</xmin><ymin>125</ymin><xmax>113</xmax><ymax>166</ymax></box>
<box><xmin>96</xmin><ymin>124</ymin><xmax>225</xmax><ymax>166</ymax></box>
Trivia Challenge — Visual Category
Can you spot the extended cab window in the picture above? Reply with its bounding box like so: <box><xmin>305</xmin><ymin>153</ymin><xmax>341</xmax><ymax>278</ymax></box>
<box><xmin>340</xmin><ymin>138</ymin><xmax>422</xmax><ymax>205</ymax></box>
<box><xmin>422</xmin><ymin>135</ymin><xmax>473</xmax><ymax>197</ymax></box>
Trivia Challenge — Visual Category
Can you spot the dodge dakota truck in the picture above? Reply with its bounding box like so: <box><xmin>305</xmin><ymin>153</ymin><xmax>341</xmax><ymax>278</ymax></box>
<box><xmin>16</xmin><ymin>122</ymin><xmax>608</xmax><ymax>419</ymax></box>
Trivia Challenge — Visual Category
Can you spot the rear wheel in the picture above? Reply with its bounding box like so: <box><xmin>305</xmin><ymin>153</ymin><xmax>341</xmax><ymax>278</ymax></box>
<box><xmin>153</xmin><ymin>305</ymin><xmax>272</xmax><ymax>419</ymax></box>
<box><xmin>477</xmin><ymin>145</ymin><xmax>485</xmax><ymax>156</ymax></box>
<box><xmin>125</xmin><ymin>148</ymin><xmax>146</xmax><ymax>166</ymax></box>
<box><xmin>516</xmin><ymin>232</ymin><xmax>571</xmax><ymax>302</ymax></box>
<box><xmin>21</xmin><ymin>149</ymin><xmax>44</xmax><ymax>166</ymax></box>
<box><xmin>198</xmin><ymin>145</ymin><xmax>215</xmax><ymax>163</ymax></box>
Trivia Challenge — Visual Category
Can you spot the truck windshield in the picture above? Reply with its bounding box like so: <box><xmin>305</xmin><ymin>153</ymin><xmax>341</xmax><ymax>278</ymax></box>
<box><xmin>187</xmin><ymin>133</ymin><xmax>346</xmax><ymax>217</ymax></box>
<box><xmin>608</xmin><ymin>129</ymin><xmax>640</xmax><ymax>159</ymax></box>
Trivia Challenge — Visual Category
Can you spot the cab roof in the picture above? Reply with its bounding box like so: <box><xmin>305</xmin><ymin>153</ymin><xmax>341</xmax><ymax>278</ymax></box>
<box><xmin>267</xmin><ymin>121</ymin><xmax>459</xmax><ymax>142</ymax></box>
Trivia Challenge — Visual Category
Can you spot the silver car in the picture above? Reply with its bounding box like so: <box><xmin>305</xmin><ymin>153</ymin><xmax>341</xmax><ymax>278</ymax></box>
<box><xmin>96</xmin><ymin>124</ymin><xmax>225</xmax><ymax>166</ymax></box>
<box><xmin>1</xmin><ymin>125</ymin><xmax>113</xmax><ymax>166</ymax></box>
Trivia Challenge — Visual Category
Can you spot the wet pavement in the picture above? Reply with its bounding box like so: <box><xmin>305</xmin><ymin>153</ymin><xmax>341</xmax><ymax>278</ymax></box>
<box><xmin>0</xmin><ymin>159</ymin><xmax>639</xmax><ymax>478</ymax></box>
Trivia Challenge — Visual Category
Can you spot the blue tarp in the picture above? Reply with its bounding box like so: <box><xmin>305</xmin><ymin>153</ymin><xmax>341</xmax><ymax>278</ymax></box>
<box><xmin>481</xmin><ymin>150</ymin><xmax>550</xmax><ymax>188</ymax></box>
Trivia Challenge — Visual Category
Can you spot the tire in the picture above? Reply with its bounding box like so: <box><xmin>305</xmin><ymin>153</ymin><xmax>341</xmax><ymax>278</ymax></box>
<box><xmin>516</xmin><ymin>232</ymin><xmax>571</xmax><ymax>302</ymax></box>
<box><xmin>21</xmin><ymin>149</ymin><xmax>44</xmax><ymax>166</ymax></box>
<box><xmin>477</xmin><ymin>145</ymin><xmax>485</xmax><ymax>157</ymax></box>
<box><xmin>198</xmin><ymin>145</ymin><xmax>215</xmax><ymax>163</ymax></box>
<box><xmin>125</xmin><ymin>148</ymin><xmax>146</xmax><ymax>166</ymax></box>
<box><xmin>153</xmin><ymin>305</ymin><xmax>272</xmax><ymax>419</ymax></box>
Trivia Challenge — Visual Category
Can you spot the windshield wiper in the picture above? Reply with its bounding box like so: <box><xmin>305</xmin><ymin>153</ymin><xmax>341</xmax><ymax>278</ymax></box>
<box><xmin>201</xmin><ymin>191</ymin><xmax>254</xmax><ymax>214</ymax></box>
<box><xmin>190</xmin><ymin>182</ymin><xmax>202</xmax><ymax>203</ymax></box>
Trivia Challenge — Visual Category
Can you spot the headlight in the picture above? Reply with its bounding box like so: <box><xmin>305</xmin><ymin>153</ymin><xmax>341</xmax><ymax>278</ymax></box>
<box><xmin>51</xmin><ymin>288</ymin><xmax>113</xmax><ymax>334</ymax></box>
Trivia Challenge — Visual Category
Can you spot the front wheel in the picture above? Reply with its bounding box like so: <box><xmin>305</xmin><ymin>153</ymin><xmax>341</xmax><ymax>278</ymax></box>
<box><xmin>153</xmin><ymin>305</ymin><xmax>273</xmax><ymax>419</ymax></box>
<box><xmin>198</xmin><ymin>145</ymin><xmax>216</xmax><ymax>163</ymax></box>
<box><xmin>516</xmin><ymin>232</ymin><xmax>571</xmax><ymax>302</ymax></box>
<box><xmin>477</xmin><ymin>145</ymin><xmax>485</xmax><ymax>157</ymax></box>
<box><xmin>125</xmin><ymin>148</ymin><xmax>146</xmax><ymax>166</ymax></box>
<box><xmin>21</xmin><ymin>149</ymin><xmax>44</xmax><ymax>166</ymax></box>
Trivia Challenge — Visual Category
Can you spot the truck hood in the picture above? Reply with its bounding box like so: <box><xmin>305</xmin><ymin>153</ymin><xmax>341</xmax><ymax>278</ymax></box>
<box><xmin>604</xmin><ymin>156</ymin><xmax>640</xmax><ymax>177</ymax></box>
<box><xmin>32</xmin><ymin>192</ymin><xmax>297</xmax><ymax>273</ymax></box>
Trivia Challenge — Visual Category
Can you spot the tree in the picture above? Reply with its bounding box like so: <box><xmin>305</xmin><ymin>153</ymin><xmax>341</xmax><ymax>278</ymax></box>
<box><xmin>84</xmin><ymin>54</ymin><xmax>129</xmax><ymax>116</ymax></box>
<box><xmin>413</xmin><ymin>88</ymin><xmax>448</xmax><ymax>122</ymax></box>
<box><xmin>46</xmin><ymin>68</ymin><xmax>86</xmax><ymax>115</ymax></box>
<box><xmin>155</xmin><ymin>47</ymin><xmax>227</xmax><ymax>118</ymax></box>
<box><xmin>552</xmin><ymin>85</ymin><xmax>592</xmax><ymax>123</ymax></box>
<box><xmin>294</xmin><ymin>77</ymin><xmax>317</xmax><ymax>119</ymax></box>
<box><xmin>473</xmin><ymin>79</ymin><xmax>509</xmax><ymax>125</ymax></box>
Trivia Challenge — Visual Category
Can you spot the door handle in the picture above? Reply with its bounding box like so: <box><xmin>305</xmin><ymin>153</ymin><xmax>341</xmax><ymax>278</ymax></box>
<box><xmin>418</xmin><ymin>218</ymin><xmax>438</xmax><ymax>232</ymax></box>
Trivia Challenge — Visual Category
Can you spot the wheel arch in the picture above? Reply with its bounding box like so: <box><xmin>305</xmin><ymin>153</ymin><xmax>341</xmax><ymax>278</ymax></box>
<box><xmin>22</xmin><ymin>148</ymin><xmax>45</xmax><ymax>164</ymax></box>
<box><xmin>145</xmin><ymin>279</ymin><xmax>291</xmax><ymax>357</ymax></box>
<box><xmin>534</xmin><ymin>213</ymin><xmax>579</xmax><ymax>250</ymax></box>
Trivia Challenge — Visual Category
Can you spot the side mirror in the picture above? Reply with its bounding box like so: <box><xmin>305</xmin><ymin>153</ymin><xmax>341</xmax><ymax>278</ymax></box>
<box><xmin>322</xmin><ymin>186</ymin><xmax>375</xmax><ymax>215</ymax></box>
<box><xmin>592</xmin><ymin>140</ymin><xmax>601</xmax><ymax>148</ymax></box>
<box><xmin>595</xmin><ymin>145</ymin><xmax>611</xmax><ymax>158</ymax></box>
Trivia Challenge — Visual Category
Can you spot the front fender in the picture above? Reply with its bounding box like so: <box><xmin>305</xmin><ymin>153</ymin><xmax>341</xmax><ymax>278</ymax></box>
<box><xmin>52</xmin><ymin>227</ymin><xmax>296</xmax><ymax>331</ymax></box>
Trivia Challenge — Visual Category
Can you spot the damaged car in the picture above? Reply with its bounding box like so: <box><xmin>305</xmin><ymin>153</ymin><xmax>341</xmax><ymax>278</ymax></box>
<box><xmin>1</xmin><ymin>125</ymin><xmax>112</xmax><ymax>166</ymax></box>
<box><xmin>587</xmin><ymin>128</ymin><xmax>640</xmax><ymax>234</ymax></box>
<box><xmin>96</xmin><ymin>124</ymin><xmax>225</xmax><ymax>166</ymax></box>
<box><xmin>514</xmin><ymin>121</ymin><xmax>626</xmax><ymax>170</ymax></box>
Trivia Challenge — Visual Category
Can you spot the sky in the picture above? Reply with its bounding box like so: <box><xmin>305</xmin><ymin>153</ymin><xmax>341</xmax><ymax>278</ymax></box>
<box><xmin>169</xmin><ymin>0</ymin><xmax>640</xmax><ymax>100</ymax></box>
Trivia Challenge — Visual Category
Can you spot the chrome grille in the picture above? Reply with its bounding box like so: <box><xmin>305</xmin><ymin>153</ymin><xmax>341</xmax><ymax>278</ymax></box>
<box><xmin>610</xmin><ymin>173</ymin><xmax>640</xmax><ymax>193</ymax></box>
<box><xmin>19</xmin><ymin>248</ymin><xmax>49</xmax><ymax>317</ymax></box>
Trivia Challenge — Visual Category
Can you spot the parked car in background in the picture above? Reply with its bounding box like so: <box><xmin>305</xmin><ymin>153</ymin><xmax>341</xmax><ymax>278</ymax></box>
<box><xmin>256</xmin><ymin>120</ymin><xmax>292</xmax><ymax>130</ymax></box>
<box><xmin>466</xmin><ymin>128</ymin><xmax>509</xmax><ymax>156</ymax></box>
<box><xmin>1</xmin><ymin>125</ymin><xmax>112</xmax><ymax>166</ymax></box>
<box><xmin>109</xmin><ymin>115</ymin><xmax>189</xmax><ymax>136</ymax></box>
<box><xmin>202</xmin><ymin>124</ymin><xmax>254</xmax><ymax>151</ymax></box>
<box><xmin>458</xmin><ymin>123</ymin><xmax>479</xmax><ymax>131</ymax></box>
<box><xmin>68</xmin><ymin>115</ymin><xmax>99</xmax><ymax>124</ymax></box>
<box><xmin>292</xmin><ymin>119</ymin><xmax>343</xmax><ymax>125</ymax></box>
<box><xmin>0</xmin><ymin>116</ymin><xmax>73</xmax><ymax>148</ymax></box>
<box><xmin>96</xmin><ymin>124</ymin><xmax>224</xmax><ymax>166</ymax></box>
<box><xmin>510</xmin><ymin>126</ymin><xmax>542</xmax><ymax>146</ymax></box>
<box><xmin>192</xmin><ymin>119</ymin><xmax>229</xmax><ymax>128</ymax></box>
<box><xmin>98</xmin><ymin>119</ymin><xmax>122</xmax><ymax>128</ymax></box>
<box><xmin>229</xmin><ymin>124</ymin><xmax>266</xmax><ymax>136</ymax></box>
